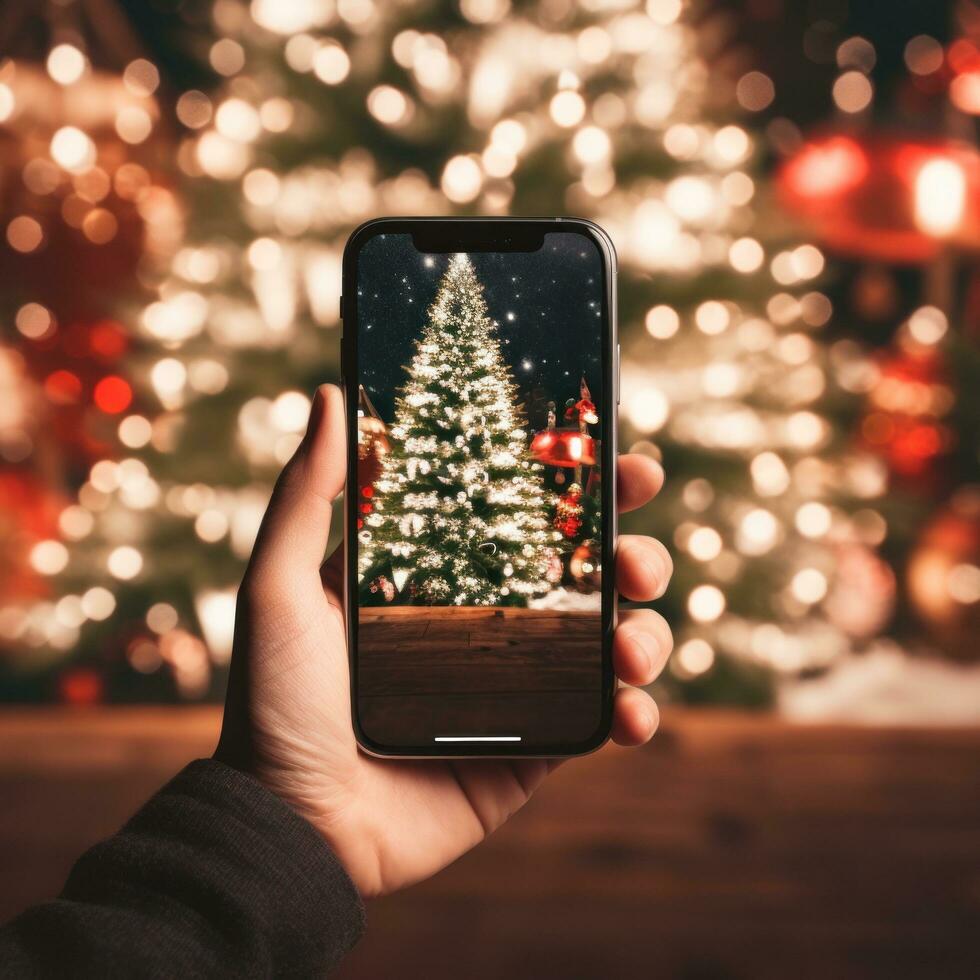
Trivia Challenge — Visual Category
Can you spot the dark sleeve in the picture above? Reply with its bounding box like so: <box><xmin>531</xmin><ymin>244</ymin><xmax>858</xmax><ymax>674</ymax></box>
<box><xmin>0</xmin><ymin>759</ymin><xmax>365</xmax><ymax>978</ymax></box>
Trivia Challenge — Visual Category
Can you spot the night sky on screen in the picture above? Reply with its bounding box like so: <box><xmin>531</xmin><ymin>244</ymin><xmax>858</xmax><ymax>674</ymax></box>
<box><xmin>356</xmin><ymin>232</ymin><xmax>604</xmax><ymax>437</ymax></box>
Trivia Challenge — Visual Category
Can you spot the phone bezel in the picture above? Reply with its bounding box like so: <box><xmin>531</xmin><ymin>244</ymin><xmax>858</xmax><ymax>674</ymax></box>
<box><xmin>341</xmin><ymin>217</ymin><xmax>618</xmax><ymax>758</ymax></box>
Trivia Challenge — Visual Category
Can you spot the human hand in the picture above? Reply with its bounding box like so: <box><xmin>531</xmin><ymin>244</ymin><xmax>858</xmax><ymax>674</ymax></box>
<box><xmin>216</xmin><ymin>384</ymin><xmax>673</xmax><ymax>897</ymax></box>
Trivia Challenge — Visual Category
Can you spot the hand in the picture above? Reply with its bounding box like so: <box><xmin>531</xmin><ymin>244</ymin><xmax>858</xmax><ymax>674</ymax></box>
<box><xmin>216</xmin><ymin>384</ymin><xmax>673</xmax><ymax>897</ymax></box>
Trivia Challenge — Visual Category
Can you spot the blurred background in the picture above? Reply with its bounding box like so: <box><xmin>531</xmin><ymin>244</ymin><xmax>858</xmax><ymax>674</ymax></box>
<box><xmin>1</xmin><ymin>0</ymin><xmax>978</xmax><ymax>976</ymax></box>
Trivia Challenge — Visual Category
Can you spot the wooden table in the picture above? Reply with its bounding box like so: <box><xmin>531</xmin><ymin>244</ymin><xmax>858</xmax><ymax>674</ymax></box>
<box><xmin>1</xmin><ymin>707</ymin><xmax>977</xmax><ymax>979</ymax></box>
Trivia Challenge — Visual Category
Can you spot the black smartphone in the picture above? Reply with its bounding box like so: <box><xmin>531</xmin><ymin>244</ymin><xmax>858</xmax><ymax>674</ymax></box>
<box><xmin>341</xmin><ymin>218</ymin><xmax>617</xmax><ymax>757</ymax></box>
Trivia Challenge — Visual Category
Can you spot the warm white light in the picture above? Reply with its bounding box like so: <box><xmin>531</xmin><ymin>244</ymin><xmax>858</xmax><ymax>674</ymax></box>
<box><xmin>645</xmin><ymin>305</ymin><xmax>680</xmax><ymax>339</ymax></box>
<box><xmin>573</xmin><ymin>126</ymin><xmax>611</xmax><ymax>165</ymax></box>
<box><xmin>81</xmin><ymin>587</ymin><xmax>116</xmax><ymax>621</ymax></box>
<box><xmin>729</xmin><ymin>237</ymin><xmax>764</xmax><ymax>273</ymax></box>
<box><xmin>627</xmin><ymin>386</ymin><xmax>669</xmax><ymax>432</ymax></box>
<box><xmin>243</xmin><ymin>168</ymin><xmax>280</xmax><ymax>206</ymax></box>
<box><xmin>195</xmin><ymin>509</ymin><xmax>230</xmax><ymax>543</ymax></box>
<box><xmin>795</xmin><ymin>502</ymin><xmax>832</xmax><ymax>538</ymax></box>
<box><xmin>791</xmin><ymin>567</ymin><xmax>828</xmax><ymax>604</ymax></box>
<box><xmin>247</xmin><ymin>237</ymin><xmax>281</xmax><ymax>270</ymax></box>
<box><xmin>688</xmin><ymin>584</ymin><xmax>725</xmax><ymax>622</ymax></box>
<box><xmin>196</xmin><ymin>131</ymin><xmax>249</xmax><ymax>180</ymax></box>
<box><xmin>30</xmin><ymin>540</ymin><xmax>69</xmax><ymax>575</ymax></box>
<box><xmin>676</xmin><ymin>638</ymin><xmax>715</xmax><ymax>675</ymax></box>
<box><xmin>647</xmin><ymin>0</ymin><xmax>682</xmax><ymax>26</ymax></box>
<box><xmin>665</xmin><ymin>176</ymin><xmax>715</xmax><ymax>223</ymax></box>
<box><xmin>905</xmin><ymin>305</ymin><xmax>947</xmax><ymax>345</ymax></box>
<box><xmin>47</xmin><ymin>44</ymin><xmax>87</xmax><ymax>85</ymax></box>
<box><xmin>108</xmin><ymin>546</ymin><xmax>142</xmax><ymax>580</ymax></box>
<box><xmin>116</xmin><ymin>106</ymin><xmax>153</xmax><ymax>144</ymax></box>
<box><xmin>441</xmin><ymin>155</ymin><xmax>483</xmax><ymax>203</ymax></box>
<box><xmin>215</xmin><ymin>99</ymin><xmax>261</xmax><ymax>142</ymax></box>
<box><xmin>550</xmin><ymin>90</ymin><xmax>586</xmax><ymax>128</ymax></box>
<box><xmin>50</xmin><ymin>127</ymin><xmax>95</xmax><ymax>172</ymax></box>
<box><xmin>260</xmin><ymin>97</ymin><xmax>294</xmax><ymax>132</ymax></box>
<box><xmin>195</xmin><ymin>589</ymin><xmax>237</xmax><ymax>663</ymax></box>
<box><xmin>151</xmin><ymin>358</ymin><xmax>187</xmax><ymax>399</ymax></box>
<box><xmin>271</xmin><ymin>390</ymin><xmax>311</xmax><ymax>431</ymax></box>
<box><xmin>689</xmin><ymin>527</ymin><xmax>722</xmax><ymax>562</ymax></box>
<box><xmin>695</xmin><ymin>301</ymin><xmax>729</xmax><ymax>335</ymax></box>
<box><xmin>368</xmin><ymin>86</ymin><xmax>411</xmax><ymax>125</ymax></box>
<box><xmin>578</xmin><ymin>26</ymin><xmax>612</xmax><ymax>63</ymax></box>
<box><xmin>751</xmin><ymin>452</ymin><xmax>790</xmax><ymax>496</ymax></box>
<box><xmin>0</xmin><ymin>83</ymin><xmax>14</xmax><ymax>123</ymax></box>
<box><xmin>914</xmin><ymin>159</ymin><xmax>966</xmax><ymax>236</ymax></box>
<box><xmin>738</xmin><ymin>509</ymin><xmax>779</xmax><ymax>555</ymax></box>
<box><xmin>313</xmin><ymin>42</ymin><xmax>351</xmax><ymax>85</ymax></box>
<box><xmin>119</xmin><ymin>415</ymin><xmax>153</xmax><ymax>448</ymax></box>
<box><xmin>713</xmin><ymin>125</ymin><xmax>750</xmax><ymax>164</ymax></box>
<box><xmin>59</xmin><ymin>506</ymin><xmax>94</xmax><ymax>540</ymax></box>
<box><xmin>491</xmin><ymin>119</ymin><xmax>526</xmax><ymax>155</ymax></box>
<box><xmin>702</xmin><ymin>363</ymin><xmax>739</xmax><ymax>397</ymax></box>
<box><xmin>251</xmin><ymin>0</ymin><xmax>326</xmax><ymax>33</ymax></box>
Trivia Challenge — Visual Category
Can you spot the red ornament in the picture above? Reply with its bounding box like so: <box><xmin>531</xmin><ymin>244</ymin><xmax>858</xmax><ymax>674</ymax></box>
<box><xmin>93</xmin><ymin>375</ymin><xmax>132</xmax><ymax>414</ymax></box>
<box><xmin>554</xmin><ymin>484</ymin><xmax>585</xmax><ymax>539</ymax></box>
<box><xmin>530</xmin><ymin>429</ymin><xmax>596</xmax><ymax>467</ymax></box>
<box><xmin>859</xmin><ymin>349</ymin><xmax>954</xmax><ymax>482</ymax></box>
<box><xmin>777</xmin><ymin>132</ymin><xmax>980</xmax><ymax>262</ymax></box>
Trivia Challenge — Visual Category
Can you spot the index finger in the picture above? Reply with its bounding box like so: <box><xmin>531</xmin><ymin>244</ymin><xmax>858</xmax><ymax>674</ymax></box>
<box><xmin>618</xmin><ymin>454</ymin><xmax>665</xmax><ymax>514</ymax></box>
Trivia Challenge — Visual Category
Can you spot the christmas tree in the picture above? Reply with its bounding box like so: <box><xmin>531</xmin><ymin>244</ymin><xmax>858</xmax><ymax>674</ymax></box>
<box><xmin>4</xmin><ymin>1</ymin><xmax>974</xmax><ymax>709</ymax></box>
<box><xmin>358</xmin><ymin>253</ymin><xmax>558</xmax><ymax>607</ymax></box>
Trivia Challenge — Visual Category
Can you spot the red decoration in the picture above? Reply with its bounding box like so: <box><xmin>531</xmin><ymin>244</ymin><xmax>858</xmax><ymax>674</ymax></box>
<box><xmin>859</xmin><ymin>349</ymin><xmax>954</xmax><ymax>482</ymax></box>
<box><xmin>530</xmin><ymin>429</ymin><xmax>596</xmax><ymax>467</ymax></box>
<box><xmin>93</xmin><ymin>375</ymin><xmax>132</xmax><ymax>414</ymax></box>
<box><xmin>44</xmin><ymin>369</ymin><xmax>82</xmax><ymax>404</ymax></box>
<box><xmin>777</xmin><ymin>133</ymin><xmax>980</xmax><ymax>262</ymax></box>
<box><xmin>57</xmin><ymin>667</ymin><xmax>104</xmax><ymax>706</ymax></box>
<box><xmin>554</xmin><ymin>484</ymin><xmax>584</xmax><ymax>539</ymax></box>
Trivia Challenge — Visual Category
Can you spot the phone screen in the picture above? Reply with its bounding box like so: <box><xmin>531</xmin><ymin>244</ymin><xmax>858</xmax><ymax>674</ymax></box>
<box><xmin>350</xmin><ymin>225</ymin><xmax>613</xmax><ymax>754</ymax></box>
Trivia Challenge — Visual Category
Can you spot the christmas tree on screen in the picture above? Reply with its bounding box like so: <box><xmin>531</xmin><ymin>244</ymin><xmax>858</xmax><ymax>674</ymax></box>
<box><xmin>359</xmin><ymin>254</ymin><xmax>558</xmax><ymax>607</ymax></box>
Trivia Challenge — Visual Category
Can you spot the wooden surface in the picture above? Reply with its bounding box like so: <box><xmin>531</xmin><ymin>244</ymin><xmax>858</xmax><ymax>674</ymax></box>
<box><xmin>1</xmin><ymin>708</ymin><xmax>978</xmax><ymax>979</ymax></box>
<box><xmin>358</xmin><ymin>607</ymin><xmax>603</xmax><ymax>744</ymax></box>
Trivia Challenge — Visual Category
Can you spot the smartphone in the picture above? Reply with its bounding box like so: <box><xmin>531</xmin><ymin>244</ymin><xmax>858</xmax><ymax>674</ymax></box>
<box><xmin>341</xmin><ymin>218</ymin><xmax>617</xmax><ymax>757</ymax></box>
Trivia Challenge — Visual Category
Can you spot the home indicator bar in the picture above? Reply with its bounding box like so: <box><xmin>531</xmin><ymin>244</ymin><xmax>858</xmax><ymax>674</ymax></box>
<box><xmin>434</xmin><ymin>736</ymin><xmax>522</xmax><ymax>743</ymax></box>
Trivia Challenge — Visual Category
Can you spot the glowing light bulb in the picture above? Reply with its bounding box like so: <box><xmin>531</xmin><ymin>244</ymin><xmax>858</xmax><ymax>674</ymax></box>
<box><xmin>915</xmin><ymin>158</ymin><xmax>966</xmax><ymax>237</ymax></box>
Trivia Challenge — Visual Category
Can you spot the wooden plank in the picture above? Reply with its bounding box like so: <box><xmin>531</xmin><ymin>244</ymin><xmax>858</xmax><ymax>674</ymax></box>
<box><xmin>357</xmin><ymin>606</ymin><xmax>603</xmax><ymax>740</ymax></box>
<box><xmin>0</xmin><ymin>708</ymin><xmax>977</xmax><ymax>979</ymax></box>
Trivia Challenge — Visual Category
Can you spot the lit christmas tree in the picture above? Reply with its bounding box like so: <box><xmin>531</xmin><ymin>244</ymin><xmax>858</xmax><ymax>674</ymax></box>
<box><xmin>7</xmin><ymin>0</ymin><xmax>972</xmax><ymax>711</ymax></box>
<box><xmin>358</xmin><ymin>253</ymin><xmax>558</xmax><ymax>607</ymax></box>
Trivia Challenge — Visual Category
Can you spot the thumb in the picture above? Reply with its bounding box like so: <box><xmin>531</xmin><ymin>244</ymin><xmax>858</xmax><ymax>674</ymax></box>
<box><xmin>247</xmin><ymin>384</ymin><xmax>346</xmax><ymax>585</ymax></box>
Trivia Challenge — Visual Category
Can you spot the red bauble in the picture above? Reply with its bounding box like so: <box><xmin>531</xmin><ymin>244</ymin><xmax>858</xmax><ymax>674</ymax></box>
<box><xmin>531</xmin><ymin>428</ymin><xmax>596</xmax><ymax>468</ymax></box>
<box><xmin>777</xmin><ymin>132</ymin><xmax>980</xmax><ymax>262</ymax></box>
